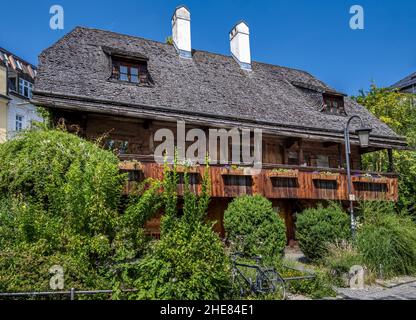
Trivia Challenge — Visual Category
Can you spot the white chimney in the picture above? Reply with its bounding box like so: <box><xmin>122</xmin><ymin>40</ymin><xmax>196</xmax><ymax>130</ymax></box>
<box><xmin>229</xmin><ymin>21</ymin><xmax>251</xmax><ymax>70</ymax></box>
<box><xmin>172</xmin><ymin>6</ymin><xmax>192</xmax><ymax>58</ymax></box>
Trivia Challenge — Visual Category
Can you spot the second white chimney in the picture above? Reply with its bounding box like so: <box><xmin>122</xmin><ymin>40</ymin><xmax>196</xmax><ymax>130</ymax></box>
<box><xmin>172</xmin><ymin>6</ymin><xmax>192</xmax><ymax>58</ymax></box>
<box><xmin>230</xmin><ymin>21</ymin><xmax>251</xmax><ymax>70</ymax></box>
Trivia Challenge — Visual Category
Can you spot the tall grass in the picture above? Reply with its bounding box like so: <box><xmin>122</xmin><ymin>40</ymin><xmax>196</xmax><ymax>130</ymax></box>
<box><xmin>356</xmin><ymin>202</ymin><xmax>416</xmax><ymax>277</ymax></box>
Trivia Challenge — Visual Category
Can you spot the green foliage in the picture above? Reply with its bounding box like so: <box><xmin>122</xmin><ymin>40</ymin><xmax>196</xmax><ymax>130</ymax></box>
<box><xmin>323</xmin><ymin>241</ymin><xmax>364</xmax><ymax>287</ymax></box>
<box><xmin>356</xmin><ymin>201</ymin><xmax>416</xmax><ymax>277</ymax></box>
<box><xmin>131</xmin><ymin>160</ymin><xmax>231</xmax><ymax>300</ymax></box>
<box><xmin>278</xmin><ymin>263</ymin><xmax>336</xmax><ymax>299</ymax></box>
<box><xmin>133</xmin><ymin>221</ymin><xmax>230</xmax><ymax>300</ymax></box>
<box><xmin>353</xmin><ymin>84</ymin><xmax>416</xmax><ymax>215</ymax></box>
<box><xmin>165</xmin><ymin>36</ymin><xmax>173</xmax><ymax>45</ymax></box>
<box><xmin>0</xmin><ymin>129</ymin><xmax>137</xmax><ymax>292</ymax></box>
<box><xmin>0</xmin><ymin>129</ymin><xmax>124</xmax><ymax>228</ymax></box>
<box><xmin>296</xmin><ymin>203</ymin><xmax>351</xmax><ymax>261</ymax></box>
<box><xmin>223</xmin><ymin>195</ymin><xmax>286</xmax><ymax>262</ymax></box>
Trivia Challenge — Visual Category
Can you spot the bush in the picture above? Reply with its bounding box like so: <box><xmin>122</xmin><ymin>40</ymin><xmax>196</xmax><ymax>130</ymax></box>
<box><xmin>131</xmin><ymin>164</ymin><xmax>231</xmax><ymax>300</ymax></box>
<box><xmin>0</xmin><ymin>129</ymin><xmax>133</xmax><ymax>293</ymax></box>
<box><xmin>224</xmin><ymin>195</ymin><xmax>286</xmax><ymax>261</ymax></box>
<box><xmin>356</xmin><ymin>202</ymin><xmax>416</xmax><ymax>277</ymax></box>
<box><xmin>296</xmin><ymin>203</ymin><xmax>350</xmax><ymax>261</ymax></box>
<box><xmin>278</xmin><ymin>263</ymin><xmax>336</xmax><ymax>299</ymax></box>
<box><xmin>0</xmin><ymin>129</ymin><xmax>124</xmax><ymax>228</ymax></box>
<box><xmin>133</xmin><ymin>219</ymin><xmax>230</xmax><ymax>300</ymax></box>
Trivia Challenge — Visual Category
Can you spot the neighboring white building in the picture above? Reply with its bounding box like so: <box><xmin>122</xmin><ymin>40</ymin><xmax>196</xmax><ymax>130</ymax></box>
<box><xmin>0</xmin><ymin>47</ymin><xmax>43</xmax><ymax>141</ymax></box>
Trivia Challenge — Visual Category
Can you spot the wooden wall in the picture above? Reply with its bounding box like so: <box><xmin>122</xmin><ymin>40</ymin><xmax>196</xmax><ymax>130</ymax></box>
<box><xmin>55</xmin><ymin>112</ymin><xmax>364</xmax><ymax>172</ymax></box>
<box><xmin>121</xmin><ymin>162</ymin><xmax>398</xmax><ymax>202</ymax></box>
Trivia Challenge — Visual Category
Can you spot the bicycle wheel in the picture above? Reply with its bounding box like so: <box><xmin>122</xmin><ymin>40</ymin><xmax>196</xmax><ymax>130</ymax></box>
<box><xmin>261</xmin><ymin>269</ymin><xmax>286</xmax><ymax>300</ymax></box>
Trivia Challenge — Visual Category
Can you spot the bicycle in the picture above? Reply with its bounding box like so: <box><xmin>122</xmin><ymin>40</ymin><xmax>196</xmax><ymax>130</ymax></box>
<box><xmin>231</xmin><ymin>252</ymin><xmax>286</xmax><ymax>299</ymax></box>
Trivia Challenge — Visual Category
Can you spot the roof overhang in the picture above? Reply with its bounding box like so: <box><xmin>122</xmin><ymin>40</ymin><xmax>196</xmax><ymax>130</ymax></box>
<box><xmin>32</xmin><ymin>90</ymin><xmax>409</xmax><ymax>151</ymax></box>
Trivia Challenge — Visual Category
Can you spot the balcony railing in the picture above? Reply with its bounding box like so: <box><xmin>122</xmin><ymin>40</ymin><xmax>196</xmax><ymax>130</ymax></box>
<box><xmin>118</xmin><ymin>156</ymin><xmax>398</xmax><ymax>202</ymax></box>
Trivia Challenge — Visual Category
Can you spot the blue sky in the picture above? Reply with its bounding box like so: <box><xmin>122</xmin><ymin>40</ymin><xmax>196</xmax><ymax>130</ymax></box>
<box><xmin>1</xmin><ymin>0</ymin><xmax>415</xmax><ymax>95</ymax></box>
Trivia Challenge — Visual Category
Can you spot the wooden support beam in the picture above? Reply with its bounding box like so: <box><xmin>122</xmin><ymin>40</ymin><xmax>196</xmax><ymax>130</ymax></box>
<box><xmin>388</xmin><ymin>149</ymin><xmax>394</xmax><ymax>173</ymax></box>
<box><xmin>298</xmin><ymin>139</ymin><xmax>304</xmax><ymax>166</ymax></box>
<box><xmin>337</xmin><ymin>143</ymin><xmax>343</xmax><ymax>168</ymax></box>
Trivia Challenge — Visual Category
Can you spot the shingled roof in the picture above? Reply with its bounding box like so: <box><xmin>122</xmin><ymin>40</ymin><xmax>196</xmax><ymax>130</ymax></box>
<box><xmin>32</xmin><ymin>27</ymin><xmax>407</xmax><ymax>150</ymax></box>
<box><xmin>391</xmin><ymin>71</ymin><xmax>416</xmax><ymax>93</ymax></box>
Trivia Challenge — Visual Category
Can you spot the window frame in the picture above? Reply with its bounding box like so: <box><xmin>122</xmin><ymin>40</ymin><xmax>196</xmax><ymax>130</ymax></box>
<box><xmin>322</xmin><ymin>94</ymin><xmax>346</xmax><ymax>115</ymax></box>
<box><xmin>111</xmin><ymin>57</ymin><xmax>149</xmax><ymax>85</ymax></box>
<box><xmin>15</xmin><ymin>114</ymin><xmax>24</xmax><ymax>132</ymax></box>
<box><xmin>18</xmin><ymin>78</ymin><xmax>33</xmax><ymax>98</ymax></box>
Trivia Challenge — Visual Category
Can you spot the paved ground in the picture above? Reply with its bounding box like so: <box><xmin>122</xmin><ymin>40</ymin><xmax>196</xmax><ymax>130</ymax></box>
<box><xmin>335</xmin><ymin>279</ymin><xmax>416</xmax><ymax>300</ymax></box>
<box><xmin>284</xmin><ymin>248</ymin><xmax>416</xmax><ymax>300</ymax></box>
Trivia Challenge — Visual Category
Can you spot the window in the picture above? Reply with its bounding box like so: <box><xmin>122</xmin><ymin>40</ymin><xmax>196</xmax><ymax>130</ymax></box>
<box><xmin>316</xmin><ymin>155</ymin><xmax>329</xmax><ymax>168</ymax></box>
<box><xmin>111</xmin><ymin>58</ymin><xmax>148</xmax><ymax>84</ymax></box>
<box><xmin>288</xmin><ymin>151</ymin><xmax>299</xmax><ymax>165</ymax></box>
<box><xmin>104</xmin><ymin>139</ymin><xmax>129</xmax><ymax>154</ymax></box>
<box><xmin>15</xmin><ymin>60</ymin><xmax>22</xmax><ymax>70</ymax></box>
<box><xmin>8</xmin><ymin>77</ymin><xmax>17</xmax><ymax>92</ymax></box>
<box><xmin>322</xmin><ymin>94</ymin><xmax>345</xmax><ymax>115</ymax></box>
<box><xmin>15</xmin><ymin>115</ymin><xmax>24</xmax><ymax>132</ymax></box>
<box><xmin>19</xmin><ymin>78</ymin><xmax>33</xmax><ymax>98</ymax></box>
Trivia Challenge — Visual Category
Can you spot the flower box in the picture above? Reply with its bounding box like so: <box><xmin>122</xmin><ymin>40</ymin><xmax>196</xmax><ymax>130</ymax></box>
<box><xmin>176</xmin><ymin>166</ymin><xmax>201</xmax><ymax>174</ymax></box>
<box><xmin>220</xmin><ymin>168</ymin><xmax>253</xmax><ymax>176</ymax></box>
<box><xmin>118</xmin><ymin>161</ymin><xmax>143</xmax><ymax>171</ymax></box>
<box><xmin>352</xmin><ymin>176</ymin><xmax>388</xmax><ymax>184</ymax></box>
<box><xmin>268</xmin><ymin>169</ymin><xmax>299</xmax><ymax>178</ymax></box>
<box><xmin>311</xmin><ymin>173</ymin><xmax>340</xmax><ymax>181</ymax></box>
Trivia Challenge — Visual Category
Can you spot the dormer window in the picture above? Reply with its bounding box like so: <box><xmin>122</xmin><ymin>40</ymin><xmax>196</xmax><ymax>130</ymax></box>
<box><xmin>111</xmin><ymin>58</ymin><xmax>149</xmax><ymax>84</ymax></box>
<box><xmin>322</xmin><ymin>94</ymin><xmax>346</xmax><ymax>115</ymax></box>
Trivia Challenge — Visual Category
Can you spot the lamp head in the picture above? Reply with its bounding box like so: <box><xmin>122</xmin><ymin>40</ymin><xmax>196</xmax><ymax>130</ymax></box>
<box><xmin>356</xmin><ymin>127</ymin><xmax>372</xmax><ymax>148</ymax></box>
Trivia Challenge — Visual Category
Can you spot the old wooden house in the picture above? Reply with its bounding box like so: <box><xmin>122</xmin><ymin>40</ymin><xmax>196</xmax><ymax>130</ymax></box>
<box><xmin>32</xmin><ymin>6</ymin><xmax>407</xmax><ymax>243</ymax></box>
<box><xmin>392</xmin><ymin>71</ymin><xmax>416</xmax><ymax>94</ymax></box>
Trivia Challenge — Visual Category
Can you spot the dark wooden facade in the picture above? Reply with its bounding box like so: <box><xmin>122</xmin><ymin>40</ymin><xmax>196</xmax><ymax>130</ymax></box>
<box><xmin>54</xmin><ymin>111</ymin><xmax>399</xmax><ymax>243</ymax></box>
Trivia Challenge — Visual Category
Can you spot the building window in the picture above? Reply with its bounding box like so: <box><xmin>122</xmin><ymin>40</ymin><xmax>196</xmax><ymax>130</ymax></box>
<box><xmin>111</xmin><ymin>58</ymin><xmax>149</xmax><ymax>84</ymax></box>
<box><xmin>316</xmin><ymin>155</ymin><xmax>330</xmax><ymax>168</ymax></box>
<box><xmin>322</xmin><ymin>94</ymin><xmax>345</xmax><ymax>115</ymax></box>
<box><xmin>19</xmin><ymin>79</ymin><xmax>33</xmax><ymax>98</ymax></box>
<box><xmin>104</xmin><ymin>139</ymin><xmax>129</xmax><ymax>154</ymax></box>
<box><xmin>15</xmin><ymin>115</ymin><xmax>24</xmax><ymax>132</ymax></box>
<box><xmin>288</xmin><ymin>151</ymin><xmax>299</xmax><ymax>165</ymax></box>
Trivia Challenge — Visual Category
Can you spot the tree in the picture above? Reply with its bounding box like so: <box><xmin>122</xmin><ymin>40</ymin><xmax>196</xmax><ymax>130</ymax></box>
<box><xmin>353</xmin><ymin>84</ymin><xmax>416</xmax><ymax>215</ymax></box>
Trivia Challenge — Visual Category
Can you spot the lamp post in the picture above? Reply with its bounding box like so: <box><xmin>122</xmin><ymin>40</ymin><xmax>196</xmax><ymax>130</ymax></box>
<box><xmin>344</xmin><ymin>115</ymin><xmax>372</xmax><ymax>238</ymax></box>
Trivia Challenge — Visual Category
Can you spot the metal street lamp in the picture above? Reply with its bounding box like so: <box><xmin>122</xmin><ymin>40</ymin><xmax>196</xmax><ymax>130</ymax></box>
<box><xmin>344</xmin><ymin>115</ymin><xmax>372</xmax><ymax>238</ymax></box>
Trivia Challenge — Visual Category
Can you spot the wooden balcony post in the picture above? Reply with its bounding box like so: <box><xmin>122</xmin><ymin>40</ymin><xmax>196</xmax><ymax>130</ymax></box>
<box><xmin>388</xmin><ymin>149</ymin><xmax>394</xmax><ymax>173</ymax></box>
<box><xmin>298</xmin><ymin>140</ymin><xmax>304</xmax><ymax>166</ymax></box>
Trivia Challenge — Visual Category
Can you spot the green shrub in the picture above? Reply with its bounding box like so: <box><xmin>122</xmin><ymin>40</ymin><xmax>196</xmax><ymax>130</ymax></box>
<box><xmin>0</xmin><ymin>129</ymin><xmax>136</xmax><ymax>293</ymax></box>
<box><xmin>130</xmin><ymin>163</ymin><xmax>231</xmax><ymax>300</ymax></box>
<box><xmin>0</xmin><ymin>129</ymin><xmax>124</xmax><ymax>228</ymax></box>
<box><xmin>296</xmin><ymin>203</ymin><xmax>350</xmax><ymax>261</ymax></box>
<box><xmin>224</xmin><ymin>195</ymin><xmax>286</xmax><ymax>261</ymax></box>
<box><xmin>278</xmin><ymin>263</ymin><xmax>336</xmax><ymax>299</ymax></box>
<box><xmin>133</xmin><ymin>220</ymin><xmax>230</xmax><ymax>300</ymax></box>
<box><xmin>356</xmin><ymin>201</ymin><xmax>416</xmax><ymax>277</ymax></box>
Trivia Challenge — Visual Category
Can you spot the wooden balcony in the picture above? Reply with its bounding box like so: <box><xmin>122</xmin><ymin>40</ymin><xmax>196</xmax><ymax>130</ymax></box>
<box><xmin>118</xmin><ymin>158</ymin><xmax>399</xmax><ymax>202</ymax></box>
